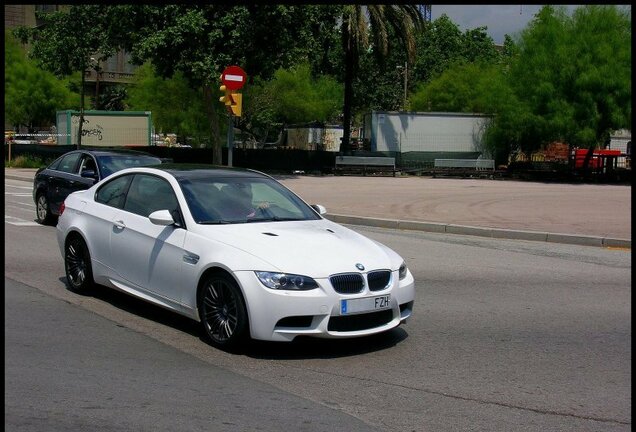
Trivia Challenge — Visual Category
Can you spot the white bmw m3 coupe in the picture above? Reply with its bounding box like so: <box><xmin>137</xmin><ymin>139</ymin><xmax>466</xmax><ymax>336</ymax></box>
<box><xmin>56</xmin><ymin>164</ymin><xmax>415</xmax><ymax>348</ymax></box>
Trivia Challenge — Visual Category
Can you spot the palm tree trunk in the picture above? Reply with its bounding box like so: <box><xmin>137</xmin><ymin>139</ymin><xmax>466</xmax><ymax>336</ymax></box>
<box><xmin>340</xmin><ymin>16</ymin><xmax>353</xmax><ymax>155</ymax></box>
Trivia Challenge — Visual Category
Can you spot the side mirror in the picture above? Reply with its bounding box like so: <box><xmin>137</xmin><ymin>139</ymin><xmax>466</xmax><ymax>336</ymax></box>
<box><xmin>311</xmin><ymin>204</ymin><xmax>327</xmax><ymax>215</ymax></box>
<box><xmin>149</xmin><ymin>209</ymin><xmax>175</xmax><ymax>226</ymax></box>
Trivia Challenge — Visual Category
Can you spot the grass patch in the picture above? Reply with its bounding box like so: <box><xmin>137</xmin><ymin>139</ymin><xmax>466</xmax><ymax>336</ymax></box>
<box><xmin>5</xmin><ymin>154</ymin><xmax>48</xmax><ymax>168</ymax></box>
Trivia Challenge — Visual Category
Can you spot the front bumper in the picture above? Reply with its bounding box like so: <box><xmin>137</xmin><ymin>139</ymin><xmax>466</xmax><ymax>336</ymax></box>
<box><xmin>233</xmin><ymin>270</ymin><xmax>415</xmax><ymax>342</ymax></box>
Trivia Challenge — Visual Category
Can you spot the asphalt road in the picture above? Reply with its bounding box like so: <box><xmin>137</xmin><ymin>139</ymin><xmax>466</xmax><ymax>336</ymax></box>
<box><xmin>4</xmin><ymin>177</ymin><xmax>632</xmax><ymax>431</ymax></box>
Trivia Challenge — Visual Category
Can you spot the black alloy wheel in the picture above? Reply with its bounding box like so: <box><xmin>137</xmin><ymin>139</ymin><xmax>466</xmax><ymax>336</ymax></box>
<box><xmin>35</xmin><ymin>192</ymin><xmax>54</xmax><ymax>225</ymax></box>
<box><xmin>199</xmin><ymin>274</ymin><xmax>248</xmax><ymax>349</ymax></box>
<box><xmin>64</xmin><ymin>236</ymin><xmax>94</xmax><ymax>293</ymax></box>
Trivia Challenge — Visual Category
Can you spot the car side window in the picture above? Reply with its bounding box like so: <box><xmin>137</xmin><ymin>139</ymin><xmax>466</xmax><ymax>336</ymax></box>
<box><xmin>56</xmin><ymin>153</ymin><xmax>82</xmax><ymax>174</ymax></box>
<box><xmin>124</xmin><ymin>174</ymin><xmax>179</xmax><ymax>218</ymax></box>
<box><xmin>79</xmin><ymin>155</ymin><xmax>98</xmax><ymax>176</ymax></box>
<box><xmin>95</xmin><ymin>175</ymin><xmax>133</xmax><ymax>209</ymax></box>
<box><xmin>48</xmin><ymin>156</ymin><xmax>63</xmax><ymax>170</ymax></box>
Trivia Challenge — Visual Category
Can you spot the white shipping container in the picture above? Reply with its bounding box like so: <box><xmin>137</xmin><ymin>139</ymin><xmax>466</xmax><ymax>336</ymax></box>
<box><xmin>56</xmin><ymin>110</ymin><xmax>152</xmax><ymax>146</ymax></box>
<box><xmin>364</xmin><ymin>111</ymin><xmax>492</xmax><ymax>154</ymax></box>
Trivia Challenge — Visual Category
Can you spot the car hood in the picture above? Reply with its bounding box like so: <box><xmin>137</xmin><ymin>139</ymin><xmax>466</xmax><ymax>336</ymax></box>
<box><xmin>194</xmin><ymin>219</ymin><xmax>401</xmax><ymax>278</ymax></box>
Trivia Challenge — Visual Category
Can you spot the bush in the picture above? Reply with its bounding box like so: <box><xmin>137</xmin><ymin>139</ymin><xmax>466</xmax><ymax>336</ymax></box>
<box><xmin>5</xmin><ymin>154</ymin><xmax>47</xmax><ymax>168</ymax></box>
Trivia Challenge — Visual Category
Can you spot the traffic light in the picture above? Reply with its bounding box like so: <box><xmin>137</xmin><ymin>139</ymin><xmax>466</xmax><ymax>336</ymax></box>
<box><xmin>229</xmin><ymin>93</ymin><xmax>242</xmax><ymax>117</ymax></box>
<box><xmin>219</xmin><ymin>84</ymin><xmax>232</xmax><ymax>106</ymax></box>
<box><xmin>219</xmin><ymin>84</ymin><xmax>242</xmax><ymax>117</ymax></box>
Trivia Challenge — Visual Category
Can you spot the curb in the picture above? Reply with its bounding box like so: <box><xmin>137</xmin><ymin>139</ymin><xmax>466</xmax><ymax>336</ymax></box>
<box><xmin>5</xmin><ymin>171</ymin><xmax>630</xmax><ymax>249</ymax></box>
<box><xmin>324</xmin><ymin>214</ymin><xmax>631</xmax><ymax>249</ymax></box>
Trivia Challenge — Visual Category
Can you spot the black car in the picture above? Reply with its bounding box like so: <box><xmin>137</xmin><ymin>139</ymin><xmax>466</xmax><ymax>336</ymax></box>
<box><xmin>33</xmin><ymin>148</ymin><xmax>163</xmax><ymax>225</ymax></box>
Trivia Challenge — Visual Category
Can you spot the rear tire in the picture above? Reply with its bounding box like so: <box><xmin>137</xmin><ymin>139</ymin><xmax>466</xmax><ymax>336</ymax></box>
<box><xmin>64</xmin><ymin>235</ymin><xmax>94</xmax><ymax>294</ymax></box>
<box><xmin>198</xmin><ymin>273</ymin><xmax>249</xmax><ymax>350</ymax></box>
<box><xmin>35</xmin><ymin>192</ymin><xmax>55</xmax><ymax>225</ymax></box>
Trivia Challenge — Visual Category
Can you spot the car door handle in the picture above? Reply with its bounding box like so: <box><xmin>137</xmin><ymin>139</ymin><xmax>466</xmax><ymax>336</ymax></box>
<box><xmin>114</xmin><ymin>220</ymin><xmax>126</xmax><ymax>229</ymax></box>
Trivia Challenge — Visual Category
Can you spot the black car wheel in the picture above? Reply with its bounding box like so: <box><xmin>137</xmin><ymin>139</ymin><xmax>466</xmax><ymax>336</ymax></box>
<box><xmin>64</xmin><ymin>235</ymin><xmax>94</xmax><ymax>293</ymax></box>
<box><xmin>35</xmin><ymin>192</ymin><xmax>54</xmax><ymax>225</ymax></box>
<box><xmin>199</xmin><ymin>273</ymin><xmax>248</xmax><ymax>349</ymax></box>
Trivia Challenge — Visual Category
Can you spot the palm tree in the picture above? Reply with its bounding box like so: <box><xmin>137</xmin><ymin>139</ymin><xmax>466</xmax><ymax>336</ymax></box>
<box><xmin>340</xmin><ymin>5</ymin><xmax>425</xmax><ymax>154</ymax></box>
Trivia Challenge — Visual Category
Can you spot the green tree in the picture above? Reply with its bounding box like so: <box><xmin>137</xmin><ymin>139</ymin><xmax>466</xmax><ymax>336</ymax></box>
<box><xmin>268</xmin><ymin>63</ymin><xmax>343</xmax><ymax>125</ymax></box>
<box><xmin>410</xmin><ymin>5</ymin><xmax>631</xmax><ymax>165</ymax></box>
<box><xmin>232</xmin><ymin>64</ymin><xmax>343</xmax><ymax>146</ymax></box>
<box><xmin>339</xmin><ymin>5</ymin><xmax>425</xmax><ymax>153</ymax></box>
<box><xmin>410</xmin><ymin>62</ymin><xmax>501</xmax><ymax>113</ymax></box>
<box><xmin>121</xmin><ymin>4</ymin><xmax>342</xmax><ymax>164</ymax></box>
<box><xmin>13</xmin><ymin>5</ymin><xmax>133</xmax><ymax>147</ymax></box>
<box><xmin>5</xmin><ymin>29</ymin><xmax>78</xmax><ymax>132</ymax></box>
<box><xmin>511</xmin><ymin>5</ymin><xmax>631</xmax><ymax>159</ymax></box>
<box><xmin>412</xmin><ymin>15</ymin><xmax>503</xmax><ymax>86</ymax></box>
<box><xmin>126</xmin><ymin>63</ymin><xmax>209</xmax><ymax>146</ymax></box>
<box><xmin>412</xmin><ymin>15</ymin><xmax>464</xmax><ymax>85</ymax></box>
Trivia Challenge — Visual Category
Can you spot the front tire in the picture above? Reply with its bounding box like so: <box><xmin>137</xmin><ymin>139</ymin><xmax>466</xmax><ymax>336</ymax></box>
<box><xmin>36</xmin><ymin>192</ymin><xmax>54</xmax><ymax>225</ymax></box>
<box><xmin>199</xmin><ymin>273</ymin><xmax>249</xmax><ymax>349</ymax></box>
<box><xmin>64</xmin><ymin>235</ymin><xmax>94</xmax><ymax>293</ymax></box>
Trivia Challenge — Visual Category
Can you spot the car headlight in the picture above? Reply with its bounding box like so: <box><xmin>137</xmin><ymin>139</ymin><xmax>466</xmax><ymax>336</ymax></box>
<box><xmin>399</xmin><ymin>262</ymin><xmax>408</xmax><ymax>280</ymax></box>
<box><xmin>255</xmin><ymin>271</ymin><xmax>319</xmax><ymax>290</ymax></box>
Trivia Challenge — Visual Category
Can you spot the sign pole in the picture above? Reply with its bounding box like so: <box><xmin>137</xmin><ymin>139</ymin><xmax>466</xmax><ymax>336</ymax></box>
<box><xmin>219</xmin><ymin>65</ymin><xmax>247</xmax><ymax>168</ymax></box>
<box><xmin>227</xmin><ymin>114</ymin><xmax>234</xmax><ymax>167</ymax></box>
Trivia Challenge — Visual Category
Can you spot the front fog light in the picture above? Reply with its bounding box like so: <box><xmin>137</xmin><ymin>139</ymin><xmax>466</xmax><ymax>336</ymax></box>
<box><xmin>256</xmin><ymin>271</ymin><xmax>319</xmax><ymax>290</ymax></box>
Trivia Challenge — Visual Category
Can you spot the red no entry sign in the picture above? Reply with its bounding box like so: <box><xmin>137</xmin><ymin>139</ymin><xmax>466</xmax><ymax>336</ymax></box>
<box><xmin>221</xmin><ymin>65</ymin><xmax>247</xmax><ymax>90</ymax></box>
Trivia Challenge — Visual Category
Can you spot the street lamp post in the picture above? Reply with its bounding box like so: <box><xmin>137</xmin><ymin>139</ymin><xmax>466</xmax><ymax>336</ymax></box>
<box><xmin>397</xmin><ymin>61</ymin><xmax>408</xmax><ymax>111</ymax></box>
<box><xmin>403</xmin><ymin>61</ymin><xmax>408</xmax><ymax>110</ymax></box>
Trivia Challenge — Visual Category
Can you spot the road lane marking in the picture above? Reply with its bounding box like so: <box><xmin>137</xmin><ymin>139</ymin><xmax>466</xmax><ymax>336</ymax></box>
<box><xmin>5</xmin><ymin>185</ymin><xmax>33</xmax><ymax>190</ymax></box>
<box><xmin>5</xmin><ymin>192</ymin><xmax>33</xmax><ymax>197</ymax></box>
<box><xmin>4</xmin><ymin>215</ymin><xmax>41</xmax><ymax>226</ymax></box>
<box><xmin>6</xmin><ymin>203</ymin><xmax>35</xmax><ymax>212</ymax></box>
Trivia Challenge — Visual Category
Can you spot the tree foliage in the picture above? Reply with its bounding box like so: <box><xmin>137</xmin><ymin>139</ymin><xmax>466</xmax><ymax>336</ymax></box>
<box><xmin>12</xmin><ymin>6</ymin><xmax>130</xmax><ymax>76</ymax></box>
<box><xmin>268</xmin><ymin>63</ymin><xmax>343</xmax><ymax>125</ymax></box>
<box><xmin>126</xmin><ymin>63</ymin><xmax>209</xmax><ymax>146</ymax></box>
<box><xmin>118</xmin><ymin>4</ymin><xmax>342</xmax><ymax>162</ymax></box>
<box><xmin>5</xmin><ymin>29</ymin><xmax>78</xmax><ymax>131</ymax></box>
<box><xmin>411</xmin><ymin>15</ymin><xmax>500</xmax><ymax>85</ymax></box>
<box><xmin>511</xmin><ymin>5</ymin><xmax>631</xmax><ymax>150</ymax></box>
<box><xmin>410</xmin><ymin>5</ymin><xmax>631</xmax><ymax>163</ymax></box>
<box><xmin>227</xmin><ymin>64</ymin><xmax>343</xmax><ymax>145</ymax></box>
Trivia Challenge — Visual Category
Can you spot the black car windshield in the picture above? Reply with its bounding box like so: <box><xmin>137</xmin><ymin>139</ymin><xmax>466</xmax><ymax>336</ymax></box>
<box><xmin>178</xmin><ymin>176</ymin><xmax>321</xmax><ymax>224</ymax></box>
<box><xmin>97</xmin><ymin>155</ymin><xmax>162</xmax><ymax>178</ymax></box>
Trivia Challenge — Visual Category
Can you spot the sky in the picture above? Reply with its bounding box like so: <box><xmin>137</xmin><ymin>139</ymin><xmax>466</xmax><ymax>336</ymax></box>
<box><xmin>430</xmin><ymin>4</ymin><xmax>631</xmax><ymax>45</ymax></box>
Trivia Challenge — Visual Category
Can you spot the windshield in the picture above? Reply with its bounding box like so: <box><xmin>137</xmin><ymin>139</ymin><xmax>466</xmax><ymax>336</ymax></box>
<box><xmin>97</xmin><ymin>154</ymin><xmax>162</xmax><ymax>178</ymax></box>
<box><xmin>178</xmin><ymin>176</ymin><xmax>321</xmax><ymax>224</ymax></box>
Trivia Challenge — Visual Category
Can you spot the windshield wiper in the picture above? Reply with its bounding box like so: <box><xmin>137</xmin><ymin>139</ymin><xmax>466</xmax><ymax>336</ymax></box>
<box><xmin>198</xmin><ymin>220</ymin><xmax>233</xmax><ymax>225</ymax></box>
<box><xmin>246</xmin><ymin>216</ymin><xmax>304</xmax><ymax>223</ymax></box>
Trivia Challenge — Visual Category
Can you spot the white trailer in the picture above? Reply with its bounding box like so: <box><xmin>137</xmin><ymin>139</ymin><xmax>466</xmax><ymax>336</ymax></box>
<box><xmin>363</xmin><ymin>111</ymin><xmax>492</xmax><ymax>155</ymax></box>
<box><xmin>56</xmin><ymin>110</ymin><xmax>153</xmax><ymax>147</ymax></box>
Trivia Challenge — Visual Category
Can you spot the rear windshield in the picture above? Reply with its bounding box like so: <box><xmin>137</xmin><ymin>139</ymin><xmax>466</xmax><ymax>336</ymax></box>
<box><xmin>97</xmin><ymin>155</ymin><xmax>162</xmax><ymax>178</ymax></box>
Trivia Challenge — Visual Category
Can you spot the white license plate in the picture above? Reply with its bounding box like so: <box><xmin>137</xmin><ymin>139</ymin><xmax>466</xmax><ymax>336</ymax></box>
<box><xmin>340</xmin><ymin>295</ymin><xmax>391</xmax><ymax>315</ymax></box>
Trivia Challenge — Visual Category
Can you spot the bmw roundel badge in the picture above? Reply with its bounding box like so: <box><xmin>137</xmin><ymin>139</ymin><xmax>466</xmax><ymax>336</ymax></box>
<box><xmin>356</xmin><ymin>263</ymin><xmax>365</xmax><ymax>271</ymax></box>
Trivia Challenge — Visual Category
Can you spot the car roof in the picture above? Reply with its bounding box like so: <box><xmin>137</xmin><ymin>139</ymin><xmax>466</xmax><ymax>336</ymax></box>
<box><xmin>73</xmin><ymin>148</ymin><xmax>159</xmax><ymax>157</ymax></box>
<box><xmin>146</xmin><ymin>163</ymin><xmax>268</xmax><ymax>180</ymax></box>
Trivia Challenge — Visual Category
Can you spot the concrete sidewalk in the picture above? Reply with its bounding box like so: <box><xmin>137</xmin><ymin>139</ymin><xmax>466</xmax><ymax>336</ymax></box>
<box><xmin>6</xmin><ymin>168</ymin><xmax>631</xmax><ymax>248</ymax></box>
